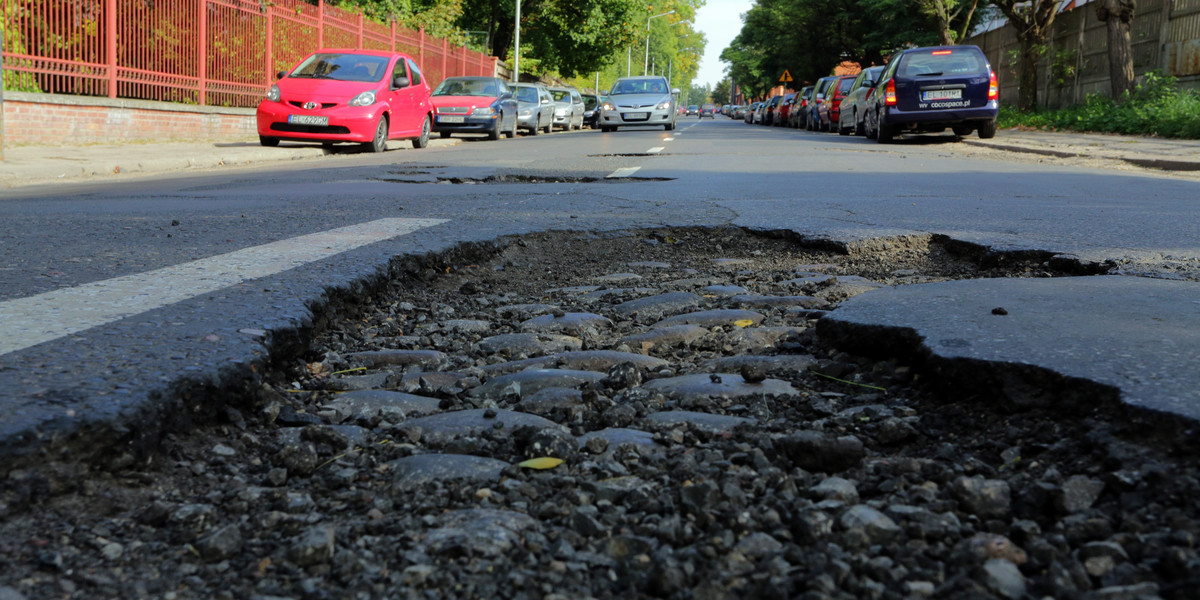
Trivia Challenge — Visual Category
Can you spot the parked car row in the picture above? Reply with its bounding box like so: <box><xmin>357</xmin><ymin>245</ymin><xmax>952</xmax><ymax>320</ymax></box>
<box><xmin>257</xmin><ymin>48</ymin><xmax>611</xmax><ymax>151</ymax></box>
<box><xmin>740</xmin><ymin>45</ymin><xmax>999</xmax><ymax>143</ymax></box>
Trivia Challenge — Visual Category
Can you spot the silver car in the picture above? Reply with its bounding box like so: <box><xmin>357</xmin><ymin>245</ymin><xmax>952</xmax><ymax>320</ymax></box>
<box><xmin>599</xmin><ymin>76</ymin><xmax>679</xmax><ymax>132</ymax></box>
<box><xmin>548</xmin><ymin>86</ymin><xmax>585</xmax><ymax>131</ymax></box>
<box><xmin>514</xmin><ymin>83</ymin><xmax>554</xmax><ymax>135</ymax></box>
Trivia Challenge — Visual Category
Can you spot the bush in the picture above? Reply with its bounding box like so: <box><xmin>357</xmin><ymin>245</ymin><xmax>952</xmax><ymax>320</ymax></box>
<box><xmin>998</xmin><ymin>71</ymin><xmax>1200</xmax><ymax>139</ymax></box>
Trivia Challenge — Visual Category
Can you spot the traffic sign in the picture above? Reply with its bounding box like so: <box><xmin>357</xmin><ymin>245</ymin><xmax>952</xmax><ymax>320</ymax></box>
<box><xmin>779</xmin><ymin>70</ymin><xmax>793</xmax><ymax>83</ymax></box>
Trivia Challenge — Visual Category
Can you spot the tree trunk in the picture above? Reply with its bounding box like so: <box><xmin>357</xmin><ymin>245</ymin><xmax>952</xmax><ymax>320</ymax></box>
<box><xmin>1096</xmin><ymin>0</ymin><xmax>1136</xmax><ymax>98</ymax></box>
<box><xmin>1017</xmin><ymin>38</ymin><xmax>1041</xmax><ymax>111</ymax></box>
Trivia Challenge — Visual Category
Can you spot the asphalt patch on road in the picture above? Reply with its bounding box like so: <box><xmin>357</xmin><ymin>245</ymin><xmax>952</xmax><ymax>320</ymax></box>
<box><xmin>2</xmin><ymin>228</ymin><xmax>1196</xmax><ymax>599</ymax></box>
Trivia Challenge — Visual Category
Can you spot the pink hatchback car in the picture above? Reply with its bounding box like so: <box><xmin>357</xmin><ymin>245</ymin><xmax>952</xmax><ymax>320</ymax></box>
<box><xmin>257</xmin><ymin>49</ymin><xmax>432</xmax><ymax>152</ymax></box>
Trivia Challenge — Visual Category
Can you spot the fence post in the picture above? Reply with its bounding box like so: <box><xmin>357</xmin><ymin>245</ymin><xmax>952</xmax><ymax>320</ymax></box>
<box><xmin>198</xmin><ymin>0</ymin><xmax>207</xmax><ymax>105</ymax></box>
<box><xmin>357</xmin><ymin>12</ymin><xmax>364</xmax><ymax>49</ymax></box>
<box><xmin>107</xmin><ymin>0</ymin><xmax>118</xmax><ymax>98</ymax></box>
<box><xmin>1</xmin><ymin>29</ymin><xmax>6</xmax><ymax>162</ymax></box>
<box><xmin>317</xmin><ymin>0</ymin><xmax>325</xmax><ymax>49</ymax></box>
<box><xmin>265</xmin><ymin>1</ymin><xmax>274</xmax><ymax>86</ymax></box>
<box><xmin>1161</xmin><ymin>0</ymin><xmax>1176</xmax><ymax>72</ymax></box>
<box><xmin>419</xmin><ymin>27</ymin><xmax>426</xmax><ymax>73</ymax></box>
<box><xmin>441</xmin><ymin>37</ymin><xmax>447</xmax><ymax>79</ymax></box>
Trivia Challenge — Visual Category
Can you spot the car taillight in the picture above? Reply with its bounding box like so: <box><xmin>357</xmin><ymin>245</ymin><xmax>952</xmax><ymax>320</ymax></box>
<box><xmin>885</xmin><ymin>79</ymin><xmax>896</xmax><ymax>106</ymax></box>
<box><xmin>988</xmin><ymin>71</ymin><xmax>999</xmax><ymax>100</ymax></box>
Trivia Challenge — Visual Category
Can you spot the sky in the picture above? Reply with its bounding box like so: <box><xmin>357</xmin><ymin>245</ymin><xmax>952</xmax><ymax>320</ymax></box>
<box><xmin>693</xmin><ymin>0</ymin><xmax>754</xmax><ymax>87</ymax></box>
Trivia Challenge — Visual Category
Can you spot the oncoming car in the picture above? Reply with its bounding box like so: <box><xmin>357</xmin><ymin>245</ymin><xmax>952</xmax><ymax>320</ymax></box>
<box><xmin>599</xmin><ymin>76</ymin><xmax>679</xmax><ymax>131</ymax></box>
<box><xmin>866</xmin><ymin>45</ymin><xmax>999</xmax><ymax>142</ymax></box>
<box><xmin>256</xmin><ymin>48</ymin><xmax>432</xmax><ymax>152</ymax></box>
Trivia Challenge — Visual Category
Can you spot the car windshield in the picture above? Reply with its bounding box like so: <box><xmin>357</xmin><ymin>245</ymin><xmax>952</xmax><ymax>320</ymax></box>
<box><xmin>290</xmin><ymin>53</ymin><xmax>389</xmax><ymax>82</ymax></box>
<box><xmin>432</xmin><ymin>78</ymin><xmax>499</xmax><ymax>96</ymax></box>
<box><xmin>611</xmin><ymin>79</ymin><xmax>667</xmax><ymax>95</ymax></box>
<box><xmin>583</xmin><ymin>96</ymin><xmax>598</xmax><ymax>110</ymax></box>
<box><xmin>900</xmin><ymin>50</ymin><xmax>987</xmax><ymax>77</ymax></box>
<box><xmin>549</xmin><ymin>90</ymin><xmax>570</xmax><ymax>102</ymax></box>
<box><xmin>515</xmin><ymin>87</ymin><xmax>539</xmax><ymax>103</ymax></box>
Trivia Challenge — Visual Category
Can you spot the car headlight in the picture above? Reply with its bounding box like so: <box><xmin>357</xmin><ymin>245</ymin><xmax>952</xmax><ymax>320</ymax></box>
<box><xmin>656</xmin><ymin>100</ymin><xmax>671</xmax><ymax>110</ymax></box>
<box><xmin>471</xmin><ymin>106</ymin><xmax>495</xmax><ymax>116</ymax></box>
<box><xmin>519</xmin><ymin>109</ymin><xmax>532</xmax><ymax>117</ymax></box>
<box><xmin>349</xmin><ymin>90</ymin><xmax>376</xmax><ymax>107</ymax></box>
<box><xmin>602</xmin><ymin>102</ymin><xmax>614</xmax><ymax>111</ymax></box>
<box><xmin>266</xmin><ymin>84</ymin><xmax>280</xmax><ymax>102</ymax></box>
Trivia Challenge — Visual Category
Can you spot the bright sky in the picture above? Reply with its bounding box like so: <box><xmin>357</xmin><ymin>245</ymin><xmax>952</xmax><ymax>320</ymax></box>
<box><xmin>693</xmin><ymin>0</ymin><xmax>754</xmax><ymax>87</ymax></box>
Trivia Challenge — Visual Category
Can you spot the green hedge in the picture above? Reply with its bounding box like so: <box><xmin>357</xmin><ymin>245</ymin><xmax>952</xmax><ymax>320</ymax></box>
<box><xmin>998</xmin><ymin>72</ymin><xmax>1200</xmax><ymax>139</ymax></box>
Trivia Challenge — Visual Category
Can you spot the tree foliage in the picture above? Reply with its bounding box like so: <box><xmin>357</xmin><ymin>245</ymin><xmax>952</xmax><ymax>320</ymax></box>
<box><xmin>720</xmin><ymin>0</ymin><xmax>970</xmax><ymax>100</ymax></box>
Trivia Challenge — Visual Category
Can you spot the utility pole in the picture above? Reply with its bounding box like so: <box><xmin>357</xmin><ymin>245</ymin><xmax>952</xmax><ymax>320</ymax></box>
<box><xmin>512</xmin><ymin>0</ymin><xmax>521</xmax><ymax>82</ymax></box>
<box><xmin>1</xmin><ymin>30</ymin><xmax>6</xmax><ymax>162</ymax></box>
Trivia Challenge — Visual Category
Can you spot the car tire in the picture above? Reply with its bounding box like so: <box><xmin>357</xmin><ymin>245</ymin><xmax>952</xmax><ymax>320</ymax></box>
<box><xmin>854</xmin><ymin>112</ymin><xmax>866</xmax><ymax>137</ymax></box>
<box><xmin>877</xmin><ymin>118</ymin><xmax>895</xmax><ymax>143</ymax></box>
<box><xmin>488</xmin><ymin>116</ymin><xmax>502</xmax><ymax>140</ymax></box>
<box><xmin>838</xmin><ymin>120</ymin><xmax>850</xmax><ymax>135</ymax></box>
<box><xmin>439</xmin><ymin>131</ymin><xmax>452</xmax><ymax>139</ymax></box>
<box><xmin>259</xmin><ymin>136</ymin><xmax>280</xmax><ymax>147</ymax></box>
<box><xmin>665</xmin><ymin>122</ymin><xmax>674</xmax><ymax>131</ymax></box>
<box><xmin>978</xmin><ymin>120</ymin><xmax>997</xmax><ymax>139</ymax></box>
<box><xmin>529</xmin><ymin>122</ymin><xmax>539</xmax><ymax>136</ymax></box>
<box><xmin>413</xmin><ymin>115</ymin><xmax>431</xmax><ymax>148</ymax></box>
<box><xmin>365</xmin><ymin>116</ymin><xmax>388</xmax><ymax>153</ymax></box>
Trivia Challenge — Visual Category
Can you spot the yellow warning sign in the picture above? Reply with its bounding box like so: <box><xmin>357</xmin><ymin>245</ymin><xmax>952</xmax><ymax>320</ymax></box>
<box><xmin>779</xmin><ymin>70</ymin><xmax>793</xmax><ymax>83</ymax></box>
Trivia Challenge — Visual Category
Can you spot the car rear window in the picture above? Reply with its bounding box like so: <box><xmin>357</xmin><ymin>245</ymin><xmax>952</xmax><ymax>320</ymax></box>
<box><xmin>836</xmin><ymin>78</ymin><xmax>854</xmax><ymax>94</ymax></box>
<box><xmin>899</xmin><ymin>48</ymin><xmax>988</xmax><ymax>77</ymax></box>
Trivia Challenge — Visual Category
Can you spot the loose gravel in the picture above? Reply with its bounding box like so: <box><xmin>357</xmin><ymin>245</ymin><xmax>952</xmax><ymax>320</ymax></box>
<box><xmin>1</xmin><ymin>227</ymin><xmax>1197</xmax><ymax>600</ymax></box>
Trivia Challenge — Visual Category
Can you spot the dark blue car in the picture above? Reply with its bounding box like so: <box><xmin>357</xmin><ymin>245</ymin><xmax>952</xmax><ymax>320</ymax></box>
<box><xmin>865</xmin><ymin>45</ymin><xmax>998</xmax><ymax>143</ymax></box>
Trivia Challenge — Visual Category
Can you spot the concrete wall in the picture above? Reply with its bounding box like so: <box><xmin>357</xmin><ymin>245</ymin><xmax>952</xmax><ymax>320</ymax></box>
<box><xmin>2</xmin><ymin>92</ymin><xmax>256</xmax><ymax>146</ymax></box>
<box><xmin>968</xmin><ymin>0</ymin><xmax>1200</xmax><ymax>109</ymax></box>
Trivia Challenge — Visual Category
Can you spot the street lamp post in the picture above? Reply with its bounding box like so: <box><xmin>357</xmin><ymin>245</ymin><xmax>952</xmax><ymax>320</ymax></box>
<box><xmin>644</xmin><ymin>10</ymin><xmax>674</xmax><ymax>76</ymax></box>
<box><xmin>512</xmin><ymin>0</ymin><xmax>521</xmax><ymax>82</ymax></box>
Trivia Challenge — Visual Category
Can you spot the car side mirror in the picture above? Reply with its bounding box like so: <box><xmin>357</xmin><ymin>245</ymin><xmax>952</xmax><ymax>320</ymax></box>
<box><xmin>502</xmin><ymin>91</ymin><xmax>513</xmax><ymax>99</ymax></box>
<box><xmin>276</xmin><ymin>70</ymin><xmax>287</xmax><ymax>80</ymax></box>
<box><xmin>393</xmin><ymin>76</ymin><xmax>410</xmax><ymax>89</ymax></box>
<box><xmin>541</xmin><ymin>98</ymin><xmax>550</xmax><ymax>104</ymax></box>
<box><xmin>671</xmin><ymin>88</ymin><xmax>681</xmax><ymax>95</ymax></box>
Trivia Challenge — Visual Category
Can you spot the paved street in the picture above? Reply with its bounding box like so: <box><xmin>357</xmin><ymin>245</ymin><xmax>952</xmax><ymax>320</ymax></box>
<box><xmin>1</xmin><ymin>120</ymin><xmax>1199</xmax><ymax>462</ymax></box>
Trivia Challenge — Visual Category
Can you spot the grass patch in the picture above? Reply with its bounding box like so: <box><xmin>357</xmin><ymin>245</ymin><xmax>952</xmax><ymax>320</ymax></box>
<box><xmin>998</xmin><ymin>72</ymin><xmax>1200</xmax><ymax>139</ymax></box>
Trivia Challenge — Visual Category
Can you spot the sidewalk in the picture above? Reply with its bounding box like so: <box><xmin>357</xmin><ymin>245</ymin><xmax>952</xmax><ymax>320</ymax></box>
<box><xmin>0</xmin><ymin>137</ymin><xmax>460</xmax><ymax>189</ymax></box>
<box><xmin>963</xmin><ymin>129</ymin><xmax>1200</xmax><ymax>172</ymax></box>
<box><xmin>1</xmin><ymin>129</ymin><xmax>1198</xmax><ymax>189</ymax></box>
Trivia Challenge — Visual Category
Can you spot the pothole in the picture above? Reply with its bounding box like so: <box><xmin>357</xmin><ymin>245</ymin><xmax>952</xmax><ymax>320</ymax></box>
<box><xmin>375</xmin><ymin>173</ymin><xmax>675</xmax><ymax>184</ymax></box>
<box><xmin>4</xmin><ymin>228</ymin><xmax>1196</xmax><ymax>600</ymax></box>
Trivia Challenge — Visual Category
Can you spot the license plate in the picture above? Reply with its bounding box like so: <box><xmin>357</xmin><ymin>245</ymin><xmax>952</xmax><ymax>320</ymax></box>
<box><xmin>922</xmin><ymin>89</ymin><xmax>962</xmax><ymax>101</ymax></box>
<box><xmin>439</xmin><ymin>116</ymin><xmax>466</xmax><ymax>123</ymax></box>
<box><xmin>288</xmin><ymin>114</ymin><xmax>328</xmax><ymax>126</ymax></box>
<box><xmin>624</xmin><ymin>112</ymin><xmax>649</xmax><ymax>120</ymax></box>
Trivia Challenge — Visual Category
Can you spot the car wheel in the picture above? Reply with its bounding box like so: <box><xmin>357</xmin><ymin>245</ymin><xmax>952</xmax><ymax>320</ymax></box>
<box><xmin>439</xmin><ymin>131</ymin><xmax>452</xmax><ymax>139</ymax></box>
<box><xmin>665</xmin><ymin>122</ymin><xmax>674</xmax><ymax>131</ymax></box>
<box><xmin>260</xmin><ymin>135</ymin><xmax>280</xmax><ymax>147</ymax></box>
<box><xmin>838</xmin><ymin>120</ymin><xmax>851</xmax><ymax>135</ymax></box>
<box><xmin>978</xmin><ymin>120</ymin><xmax>997</xmax><ymax>139</ymax></box>
<box><xmin>854</xmin><ymin>112</ymin><xmax>865</xmax><ymax>137</ymax></box>
<box><xmin>365</xmin><ymin>116</ymin><xmax>388</xmax><ymax>153</ymax></box>
<box><xmin>488</xmin><ymin>115</ymin><xmax>502</xmax><ymax>140</ymax></box>
<box><xmin>877</xmin><ymin>117</ymin><xmax>895</xmax><ymax>143</ymax></box>
<box><xmin>529</xmin><ymin>122</ymin><xmax>539</xmax><ymax>136</ymax></box>
<box><xmin>413</xmin><ymin>115</ymin><xmax>431</xmax><ymax>148</ymax></box>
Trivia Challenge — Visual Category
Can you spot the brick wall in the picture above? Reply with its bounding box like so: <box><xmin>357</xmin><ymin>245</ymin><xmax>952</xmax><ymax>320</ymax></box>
<box><xmin>2</xmin><ymin>92</ymin><xmax>256</xmax><ymax>146</ymax></box>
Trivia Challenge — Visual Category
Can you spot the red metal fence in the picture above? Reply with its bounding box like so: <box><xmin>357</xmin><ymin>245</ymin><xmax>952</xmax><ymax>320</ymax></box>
<box><xmin>1</xmin><ymin>0</ymin><xmax>498</xmax><ymax>108</ymax></box>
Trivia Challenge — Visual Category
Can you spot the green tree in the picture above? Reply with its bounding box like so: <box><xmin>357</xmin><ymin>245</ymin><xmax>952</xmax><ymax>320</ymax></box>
<box><xmin>991</xmin><ymin>0</ymin><xmax>1059</xmax><ymax>111</ymax></box>
<box><xmin>917</xmin><ymin>0</ymin><xmax>979</xmax><ymax>45</ymax></box>
<box><xmin>712</xmin><ymin>77</ymin><xmax>732</xmax><ymax>104</ymax></box>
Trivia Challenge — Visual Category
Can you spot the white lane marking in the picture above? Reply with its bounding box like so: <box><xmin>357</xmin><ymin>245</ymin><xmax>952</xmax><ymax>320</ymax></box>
<box><xmin>607</xmin><ymin>167</ymin><xmax>641</xmax><ymax>178</ymax></box>
<box><xmin>664</xmin><ymin>137</ymin><xmax>675</xmax><ymax>141</ymax></box>
<box><xmin>647</xmin><ymin>147</ymin><xmax>664</xmax><ymax>154</ymax></box>
<box><xmin>0</xmin><ymin>218</ymin><xmax>447</xmax><ymax>356</ymax></box>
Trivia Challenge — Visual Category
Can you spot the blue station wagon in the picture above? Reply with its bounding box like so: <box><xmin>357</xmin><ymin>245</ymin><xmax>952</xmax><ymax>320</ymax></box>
<box><xmin>865</xmin><ymin>45</ymin><xmax>998</xmax><ymax>142</ymax></box>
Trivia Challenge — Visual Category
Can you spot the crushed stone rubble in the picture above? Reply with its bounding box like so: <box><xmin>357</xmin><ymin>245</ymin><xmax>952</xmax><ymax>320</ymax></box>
<box><xmin>1</xmin><ymin>228</ymin><xmax>1197</xmax><ymax>599</ymax></box>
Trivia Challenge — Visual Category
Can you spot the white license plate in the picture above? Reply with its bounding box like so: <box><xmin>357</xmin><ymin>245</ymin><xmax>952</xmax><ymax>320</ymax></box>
<box><xmin>624</xmin><ymin>112</ymin><xmax>649</xmax><ymax>120</ymax></box>
<box><xmin>439</xmin><ymin>116</ymin><xmax>466</xmax><ymax>123</ymax></box>
<box><xmin>288</xmin><ymin>114</ymin><xmax>328</xmax><ymax>126</ymax></box>
<box><xmin>922</xmin><ymin>89</ymin><xmax>962</xmax><ymax>101</ymax></box>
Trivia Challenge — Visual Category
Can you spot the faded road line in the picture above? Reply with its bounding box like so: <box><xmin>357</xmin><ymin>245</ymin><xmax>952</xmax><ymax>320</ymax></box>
<box><xmin>607</xmin><ymin>167</ymin><xmax>641</xmax><ymax>178</ymax></box>
<box><xmin>647</xmin><ymin>147</ymin><xmax>664</xmax><ymax>154</ymax></box>
<box><xmin>0</xmin><ymin>218</ymin><xmax>447</xmax><ymax>356</ymax></box>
